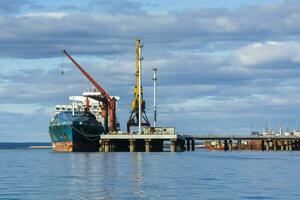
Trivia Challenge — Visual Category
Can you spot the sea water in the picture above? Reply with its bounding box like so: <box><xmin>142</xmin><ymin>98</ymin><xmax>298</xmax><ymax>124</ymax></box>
<box><xmin>0</xmin><ymin>149</ymin><xmax>300</xmax><ymax>199</ymax></box>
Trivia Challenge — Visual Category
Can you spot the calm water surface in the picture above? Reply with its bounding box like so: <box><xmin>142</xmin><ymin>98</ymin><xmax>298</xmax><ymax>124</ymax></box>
<box><xmin>0</xmin><ymin>149</ymin><xmax>300</xmax><ymax>199</ymax></box>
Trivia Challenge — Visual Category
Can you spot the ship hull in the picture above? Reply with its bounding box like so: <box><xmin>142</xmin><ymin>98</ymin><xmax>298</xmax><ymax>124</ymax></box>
<box><xmin>205</xmin><ymin>145</ymin><xmax>225</xmax><ymax>151</ymax></box>
<box><xmin>52</xmin><ymin>142</ymin><xmax>73</xmax><ymax>152</ymax></box>
<box><xmin>49</xmin><ymin>111</ymin><xmax>104</xmax><ymax>152</ymax></box>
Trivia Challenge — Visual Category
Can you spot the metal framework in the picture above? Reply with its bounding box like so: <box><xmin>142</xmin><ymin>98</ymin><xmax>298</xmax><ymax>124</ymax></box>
<box><xmin>63</xmin><ymin>50</ymin><xmax>117</xmax><ymax>133</ymax></box>
<box><xmin>127</xmin><ymin>38</ymin><xmax>150</xmax><ymax>133</ymax></box>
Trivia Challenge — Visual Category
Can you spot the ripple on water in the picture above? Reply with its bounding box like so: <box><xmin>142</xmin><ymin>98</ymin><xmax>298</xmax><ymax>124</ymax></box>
<box><xmin>0</xmin><ymin>149</ymin><xmax>300</xmax><ymax>199</ymax></box>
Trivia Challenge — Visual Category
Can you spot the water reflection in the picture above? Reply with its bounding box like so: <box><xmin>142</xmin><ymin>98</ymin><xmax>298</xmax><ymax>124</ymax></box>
<box><xmin>133</xmin><ymin>153</ymin><xmax>145</xmax><ymax>198</ymax></box>
<box><xmin>62</xmin><ymin>153</ymin><xmax>117</xmax><ymax>199</ymax></box>
<box><xmin>4</xmin><ymin>150</ymin><xmax>300</xmax><ymax>199</ymax></box>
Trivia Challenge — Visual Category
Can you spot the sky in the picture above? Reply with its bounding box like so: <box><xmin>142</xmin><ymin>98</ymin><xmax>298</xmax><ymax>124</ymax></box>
<box><xmin>1</xmin><ymin>0</ymin><xmax>300</xmax><ymax>141</ymax></box>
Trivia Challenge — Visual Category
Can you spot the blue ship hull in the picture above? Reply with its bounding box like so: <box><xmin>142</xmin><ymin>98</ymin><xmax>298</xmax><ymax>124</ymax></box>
<box><xmin>49</xmin><ymin>111</ymin><xmax>104</xmax><ymax>152</ymax></box>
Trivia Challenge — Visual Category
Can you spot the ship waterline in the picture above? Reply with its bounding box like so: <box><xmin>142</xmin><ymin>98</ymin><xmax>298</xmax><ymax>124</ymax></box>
<box><xmin>49</xmin><ymin>111</ymin><xmax>104</xmax><ymax>152</ymax></box>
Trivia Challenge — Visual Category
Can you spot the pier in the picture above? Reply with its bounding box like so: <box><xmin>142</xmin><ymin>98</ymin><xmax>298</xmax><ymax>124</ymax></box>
<box><xmin>184</xmin><ymin>135</ymin><xmax>300</xmax><ymax>151</ymax></box>
<box><xmin>99</xmin><ymin>134</ymin><xmax>300</xmax><ymax>152</ymax></box>
<box><xmin>100</xmin><ymin>134</ymin><xmax>185</xmax><ymax>152</ymax></box>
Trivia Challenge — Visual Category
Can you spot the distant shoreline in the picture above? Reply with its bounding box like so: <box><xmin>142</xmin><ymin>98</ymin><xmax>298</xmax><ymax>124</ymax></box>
<box><xmin>27</xmin><ymin>146</ymin><xmax>52</xmax><ymax>149</ymax></box>
<box><xmin>0</xmin><ymin>142</ymin><xmax>52</xmax><ymax>149</ymax></box>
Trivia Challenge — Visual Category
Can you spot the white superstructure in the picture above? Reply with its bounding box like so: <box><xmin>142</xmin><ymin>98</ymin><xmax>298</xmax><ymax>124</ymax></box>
<box><xmin>55</xmin><ymin>90</ymin><xmax>119</xmax><ymax>124</ymax></box>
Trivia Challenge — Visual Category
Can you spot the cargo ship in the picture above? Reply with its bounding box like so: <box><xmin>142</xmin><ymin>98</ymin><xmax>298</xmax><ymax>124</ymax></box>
<box><xmin>49</xmin><ymin>91</ymin><xmax>107</xmax><ymax>152</ymax></box>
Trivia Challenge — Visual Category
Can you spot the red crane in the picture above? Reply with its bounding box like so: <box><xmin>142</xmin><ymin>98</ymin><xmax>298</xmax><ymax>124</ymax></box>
<box><xmin>62</xmin><ymin>50</ymin><xmax>117</xmax><ymax>133</ymax></box>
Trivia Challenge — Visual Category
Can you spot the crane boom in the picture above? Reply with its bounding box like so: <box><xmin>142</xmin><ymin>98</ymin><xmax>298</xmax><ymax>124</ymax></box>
<box><xmin>62</xmin><ymin>50</ymin><xmax>112</xmax><ymax>101</ymax></box>
<box><xmin>62</xmin><ymin>50</ymin><xmax>117</xmax><ymax>132</ymax></box>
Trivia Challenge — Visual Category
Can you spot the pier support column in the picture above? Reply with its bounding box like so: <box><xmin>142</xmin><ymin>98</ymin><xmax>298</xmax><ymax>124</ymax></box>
<box><xmin>145</xmin><ymin>139</ymin><xmax>151</xmax><ymax>152</ymax></box>
<box><xmin>280</xmin><ymin>141</ymin><xmax>284</xmax><ymax>151</ymax></box>
<box><xmin>186</xmin><ymin>139</ymin><xmax>190</xmax><ymax>151</ymax></box>
<box><xmin>294</xmin><ymin>140</ymin><xmax>298</xmax><ymax>150</ymax></box>
<box><xmin>130</xmin><ymin>140</ymin><xmax>136</xmax><ymax>152</ymax></box>
<box><xmin>170</xmin><ymin>139</ymin><xmax>184</xmax><ymax>152</ymax></box>
<box><xmin>273</xmin><ymin>140</ymin><xmax>277</xmax><ymax>151</ymax></box>
<box><xmin>224</xmin><ymin>140</ymin><xmax>228</xmax><ymax>151</ymax></box>
<box><xmin>285</xmin><ymin>140</ymin><xmax>289</xmax><ymax>151</ymax></box>
<box><xmin>177</xmin><ymin>139</ymin><xmax>184</xmax><ymax>152</ymax></box>
<box><xmin>237</xmin><ymin>140</ymin><xmax>241</xmax><ymax>150</ymax></box>
<box><xmin>266</xmin><ymin>141</ymin><xmax>270</xmax><ymax>151</ymax></box>
<box><xmin>291</xmin><ymin>141</ymin><xmax>295</xmax><ymax>151</ymax></box>
<box><xmin>228</xmin><ymin>140</ymin><xmax>233</xmax><ymax>151</ymax></box>
<box><xmin>288</xmin><ymin>141</ymin><xmax>292</xmax><ymax>151</ymax></box>
<box><xmin>104</xmin><ymin>140</ymin><xmax>110</xmax><ymax>152</ymax></box>
<box><xmin>171</xmin><ymin>140</ymin><xmax>176</xmax><ymax>152</ymax></box>
<box><xmin>99</xmin><ymin>140</ymin><xmax>103</xmax><ymax>152</ymax></box>
<box><xmin>261</xmin><ymin>140</ymin><xmax>265</xmax><ymax>151</ymax></box>
<box><xmin>191</xmin><ymin>139</ymin><xmax>195</xmax><ymax>151</ymax></box>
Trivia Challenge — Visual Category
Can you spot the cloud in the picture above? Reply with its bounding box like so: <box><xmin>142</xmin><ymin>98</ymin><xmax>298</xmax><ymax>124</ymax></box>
<box><xmin>88</xmin><ymin>0</ymin><xmax>143</xmax><ymax>13</ymax></box>
<box><xmin>3</xmin><ymin>0</ymin><xmax>300</xmax><ymax>140</ymax></box>
<box><xmin>232</xmin><ymin>41</ymin><xmax>300</xmax><ymax>67</ymax></box>
<box><xmin>3</xmin><ymin>39</ymin><xmax>300</xmax><ymax>137</ymax></box>
<box><xmin>22</xmin><ymin>12</ymin><xmax>68</xmax><ymax>18</ymax></box>
<box><xmin>0</xmin><ymin>0</ymin><xmax>34</xmax><ymax>14</ymax></box>
<box><xmin>0</xmin><ymin>1</ymin><xmax>300</xmax><ymax>59</ymax></box>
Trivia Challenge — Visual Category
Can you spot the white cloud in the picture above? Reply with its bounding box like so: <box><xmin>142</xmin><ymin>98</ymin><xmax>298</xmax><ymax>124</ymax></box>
<box><xmin>22</xmin><ymin>12</ymin><xmax>68</xmax><ymax>18</ymax></box>
<box><xmin>214</xmin><ymin>17</ymin><xmax>236</xmax><ymax>32</ymax></box>
<box><xmin>3</xmin><ymin>0</ymin><xmax>300</xmax><ymax>139</ymax></box>
<box><xmin>233</xmin><ymin>41</ymin><xmax>300</xmax><ymax>66</ymax></box>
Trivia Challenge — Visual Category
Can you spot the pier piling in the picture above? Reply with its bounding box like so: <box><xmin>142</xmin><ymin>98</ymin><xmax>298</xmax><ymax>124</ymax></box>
<box><xmin>104</xmin><ymin>140</ymin><xmax>110</xmax><ymax>152</ymax></box>
<box><xmin>288</xmin><ymin>141</ymin><xmax>292</xmax><ymax>151</ymax></box>
<box><xmin>191</xmin><ymin>139</ymin><xmax>195</xmax><ymax>151</ymax></box>
<box><xmin>281</xmin><ymin>142</ymin><xmax>284</xmax><ymax>151</ymax></box>
<box><xmin>171</xmin><ymin>140</ymin><xmax>177</xmax><ymax>152</ymax></box>
<box><xmin>266</xmin><ymin>141</ymin><xmax>270</xmax><ymax>151</ymax></box>
<box><xmin>130</xmin><ymin>140</ymin><xmax>136</xmax><ymax>152</ymax></box>
<box><xmin>186</xmin><ymin>139</ymin><xmax>190</xmax><ymax>151</ymax></box>
<box><xmin>228</xmin><ymin>140</ymin><xmax>233</xmax><ymax>151</ymax></box>
<box><xmin>145</xmin><ymin>140</ymin><xmax>151</xmax><ymax>152</ymax></box>
<box><xmin>273</xmin><ymin>140</ymin><xmax>277</xmax><ymax>151</ymax></box>
<box><xmin>261</xmin><ymin>140</ymin><xmax>265</xmax><ymax>151</ymax></box>
<box><xmin>224</xmin><ymin>140</ymin><xmax>228</xmax><ymax>151</ymax></box>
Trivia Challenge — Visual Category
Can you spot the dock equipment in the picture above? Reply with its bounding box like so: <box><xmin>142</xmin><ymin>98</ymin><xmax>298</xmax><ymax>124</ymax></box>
<box><xmin>127</xmin><ymin>38</ymin><xmax>150</xmax><ymax>133</ymax></box>
<box><xmin>63</xmin><ymin>50</ymin><xmax>118</xmax><ymax>133</ymax></box>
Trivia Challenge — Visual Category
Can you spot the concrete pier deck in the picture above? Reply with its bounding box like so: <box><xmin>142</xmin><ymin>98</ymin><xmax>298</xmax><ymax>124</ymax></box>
<box><xmin>99</xmin><ymin>133</ymin><xmax>185</xmax><ymax>152</ymax></box>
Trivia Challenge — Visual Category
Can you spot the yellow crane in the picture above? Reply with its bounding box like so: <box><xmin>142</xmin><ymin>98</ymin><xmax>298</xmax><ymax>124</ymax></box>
<box><xmin>127</xmin><ymin>38</ymin><xmax>150</xmax><ymax>133</ymax></box>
